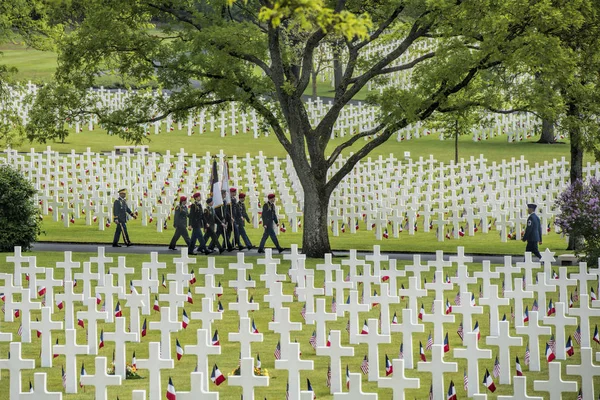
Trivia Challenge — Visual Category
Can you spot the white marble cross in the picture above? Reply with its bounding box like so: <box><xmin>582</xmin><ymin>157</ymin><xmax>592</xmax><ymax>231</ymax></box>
<box><xmin>94</xmin><ymin>274</ymin><xmax>124</xmax><ymax>323</ymax></box>
<box><xmin>228</xmin><ymin>357</ymin><xmax>269</xmax><ymax>400</ymax></box>
<box><xmin>89</xmin><ymin>247</ymin><xmax>113</xmax><ymax>286</ymax></box>
<box><xmin>10</xmin><ymin>287</ymin><xmax>41</xmax><ymax>342</ymax></box>
<box><xmin>167</xmin><ymin>262</ymin><xmax>193</xmax><ymax>295</ymax></box>
<box><xmin>228</xmin><ymin>252</ymin><xmax>255</xmax><ymax>291</ymax></box>
<box><xmin>554</xmin><ymin>267</ymin><xmax>577</xmax><ymax>305</ymax></box>
<box><xmin>566</xmin><ymin>347</ymin><xmax>600</xmax><ymax>400</ymax></box>
<box><xmin>390</xmin><ymin>308</ymin><xmax>424</xmax><ymax>369</ymax></box>
<box><xmin>473</xmin><ymin>261</ymin><xmax>499</xmax><ymax>298</ymax></box>
<box><xmin>24</xmin><ymin>257</ymin><xmax>45</xmax><ymax>300</ymax></box>
<box><xmin>132</xmin><ymin>267</ymin><xmax>158</xmax><ymax>315</ymax></box>
<box><xmin>195</xmin><ymin>274</ymin><xmax>223</xmax><ymax>301</ymax></box>
<box><xmin>356</xmin><ymin>318</ymin><xmax>391</xmax><ymax>381</ymax></box>
<box><xmin>497</xmin><ymin>376</ymin><xmax>543</xmax><ymax>400</ymax></box>
<box><xmin>423</xmin><ymin>298</ymin><xmax>455</xmax><ymax>345</ymax></box>
<box><xmin>417</xmin><ymin>344</ymin><xmax>457</xmax><ymax>399</ymax></box>
<box><xmin>515</xmin><ymin>252</ymin><xmax>540</xmax><ymax>290</ymax></box>
<box><xmin>104</xmin><ymin>317</ymin><xmax>138</xmax><ymax>379</ymax></box>
<box><xmin>276</xmin><ymin>342</ymin><xmax>313</xmax><ymax>400</ymax></box>
<box><xmin>543</xmin><ymin>301</ymin><xmax>577</xmax><ymax>360</ymax></box>
<box><xmin>479</xmin><ymin>284</ymin><xmax>509</xmax><ymax>337</ymax></box>
<box><xmin>496</xmin><ymin>256</ymin><xmax>521</xmax><ymax>293</ymax></box>
<box><xmin>177</xmin><ymin>371</ymin><xmax>219</xmax><ymax>400</ymax></box>
<box><xmin>485</xmin><ymin>321</ymin><xmax>522</xmax><ymax>384</ymax></box>
<box><xmin>229</xmin><ymin>317</ymin><xmax>263</xmax><ymax>359</ymax></box>
<box><xmin>136</xmin><ymin>342</ymin><xmax>174</xmax><ymax>400</ymax></box>
<box><xmin>333</xmin><ymin>373</ymin><xmax>377</xmax><ymax>399</ymax></box>
<box><xmin>316</xmin><ymin>330</ymin><xmax>354</xmax><ymax>394</ymax></box>
<box><xmin>365</xmin><ymin>245</ymin><xmax>389</xmax><ymax>276</ymax></box>
<box><xmin>184</xmin><ymin>329</ymin><xmax>221</xmax><ymax>393</ymax></box>
<box><xmin>504</xmin><ymin>277</ymin><xmax>533</xmax><ymax>328</ymax></box>
<box><xmin>532</xmin><ymin>271</ymin><xmax>556</xmax><ymax>322</ymax></box>
<box><xmin>21</xmin><ymin>372</ymin><xmax>62</xmax><ymax>400</ymax></box>
<box><xmin>329</xmin><ymin>269</ymin><xmax>354</xmax><ymax>317</ymax></box>
<box><xmin>454</xmin><ymin>331</ymin><xmax>492</xmax><ymax>397</ymax></box>
<box><xmin>515</xmin><ymin>311</ymin><xmax>551</xmax><ymax>372</ymax></box>
<box><xmin>55</xmin><ymin>281</ymin><xmax>83</xmax><ymax>330</ymax></box>
<box><xmin>428</xmin><ymin>250</ymin><xmax>452</xmax><ymax>274</ymax></box>
<box><xmin>149</xmin><ymin>306</ymin><xmax>181</xmax><ymax>359</ymax></box>
<box><xmin>31</xmin><ymin>306</ymin><xmax>63</xmax><ymax>367</ymax></box>
<box><xmin>141</xmin><ymin>252</ymin><xmax>167</xmax><ymax>282</ymax></box>
<box><xmin>0</xmin><ymin>342</ymin><xmax>35</xmax><ymax>399</ymax></box>
<box><xmin>453</xmin><ymin>291</ymin><xmax>483</xmax><ymax>336</ymax></box>
<box><xmin>398</xmin><ymin>277</ymin><xmax>427</xmax><ymax>325</ymax></box>
<box><xmin>80</xmin><ymin>356</ymin><xmax>122</xmax><ymax>400</ymax></box>
<box><xmin>74</xmin><ymin>262</ymin><xmax>99</xmax><ymax>300</ymax></box>
<box><xmin>53</xmin><ymin>329</ymin><xmax>89</xmax><ymax>393</ymax></box>
<box><xmin>269</xmin><ymin>307</ymin><xmax>303</xmax><ymax>361</ymax></box>
<box><xmin>377</xmin><ymin>358</ymin><xmax>420</xmax><ymax>400</ymax></box>
<box><xmin>76</xmin><ymin>297</ymin><xmax>108</xmax><ymax>354</ymax></box>
<box><xmin>264</xmin><ymin>281</ymin><xmax>293</xmax><ymax>319</ymax></box>
<box><xmin>56</xmin><ymin>251</ymin><xmax>81</xmax><ymax>282</ymax></box>
<box><xmin>191</xmin><ymin>297</ymin><xmax>222</xmax><ymax>335</ymax></box>
<box><xmin>567</xmin><ymin>294</ymin><xmax>600</xmax><ymax>347</ymax></box>
<box><xmin>305</xmin><ymin>298</ymin><xmax>336</xmax><ymax>347</ymax></box>
<box><xmin>338</xmin><ymin>290</ymin><xmax>369</xmax><ymax>344</ymax></box>
<box><xmin>453</xmin><ymin>265</ymin><xmax>477</xmax><ymax>295</ymax></box>
<box><xmin>160</xmin><ymin>281</ymin><xmax>187</xmax><ymax>317</ymax></box>
<box><xmin>37</xmin><ymin>267</ymin><xmax>62</xmax><ymax>316</ymax></box>
<box><xmin>124</xmin><ymin>288</ymin><xmax>146</xmax><ymax>339</ymax></box>
<box><xmin>425</xmin><ymin>271</ymin><xmax>452</xmax><ymax>303</ymax></box>
<box><xmin>6</xmin><ymin>246</ymin><xmax>30</xmax><ymax>286</ymax></box>
<box><xmin>340</xmin><ymin>249</ymin><xmax>366</xmax><ymax>279</ymax></box>
<box><xmin>533</xmin><ymin>362</ymin><xmax>578</xmax><ymax>400</ymax></box>
<box><xmin>259</xmin><ymin>261</ymin><xmax>286</xmax><ymax>290</ymax></box>
<box><xmin>316</xmin><ymin>254</ymin><xmax>340</xmax><ymax>296</ymax></box>
<box><xmin>370</xmin><ymin>282</ymin><xmax>399</xmax><ymax>335</ymax></box>
<box><xmin>230</xmin><ymin>288</ymin><xmax>259</xmax><ymax>318</ymax></box>
<box><xmin>109</xmin><ymin>257</ymin><xmax>135</xmax><ymax>298</ymax></box>
<box><xmin>571</xmin><ymin>262</ymin><xmax>596</xmax><ymax>297</ymax></box>
<box><xmin>380</xmin><ymin>259</ymin><xmax>405</xmax><ymax>295</ymax></box>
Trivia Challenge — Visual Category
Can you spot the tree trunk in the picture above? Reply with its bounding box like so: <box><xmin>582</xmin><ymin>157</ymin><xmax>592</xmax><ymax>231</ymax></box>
<box><xmin>567</xmin><ymin>101</ymin><xmax>584</xmax><ymax>251</ymax></box>
<box><xmin>301</xmin><ymin>184</ymin><xmax>332</xmax><ymax>258</ymax></box>
<box><xmin>537</xmin><ymin>119</ymin><xmax>556</xmax><ymax>143</ymax></box>
<box><xmin>311</xmin><ymin>70</ymin><xmax>318</xmax><ymax>100</ymax></box>
<box><xmin>454</xmin><ymin>120</ymin><xmax>459</xmax><ymax>163</ymax></box>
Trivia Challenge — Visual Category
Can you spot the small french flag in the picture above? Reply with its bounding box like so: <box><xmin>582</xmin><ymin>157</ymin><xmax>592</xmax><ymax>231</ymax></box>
<box><xmin>211</xmin><ymin>364</ymin><xmax>226</xmax><ymax>386</ymax></box>
<box><xmin>176</xmin><ymin>339</ymin><xmax>184</xmax><ymax>361</ymax></box>
<box><xmin>182</xmin><ymin>309</ymin><xmax>189</xmax><ymax>329</ymax></box>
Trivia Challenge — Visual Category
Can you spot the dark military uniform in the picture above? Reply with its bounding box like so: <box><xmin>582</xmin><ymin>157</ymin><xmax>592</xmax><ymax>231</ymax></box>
<box><xmin>258</xmin><ymin>201</ymin><xmax>283</xmax><ymax>252</ymax></box>
<box><xmin>204</xmin><ymin>204</ymin><xmax>224</xmax><ymax>252</ymax></box>
<box><xmin>233</xmin><ymin>199</ymin><xmax>253</xmax><ymax>249</ymax></box>
<box><xmin>169</xmin><ymin>203</ymin><xmax>190</xmax><ymax>250</ymax></box>
<box><xmin>188</xmin><ymin>200</ymin><xmax>208</xmax><ymax>255</ymax></box>
<box><xmin>113</xmin><ymin>196</ymin><xmax>134</xmax><ymax>246</ymax></box>
<box><xmin>523</xmin><ymin>207</ymin><xmax>543</xmax><ymax>258</ymax></box>
<box><xmin>215</xmin><ymin>204</ymin><xmax>233</xmax><ymax>250</ymax></box>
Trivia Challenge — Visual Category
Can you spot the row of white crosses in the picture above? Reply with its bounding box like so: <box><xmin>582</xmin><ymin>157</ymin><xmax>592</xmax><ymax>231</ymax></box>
<box><xmin>2</xmin><ymin>82</ymin><xmax>545</xmax><ymax>143</ymax></box>
<box><xmin>4</xmin><ymin>147</ymin><xmax>600</xmax><ymax>240</ymax></box>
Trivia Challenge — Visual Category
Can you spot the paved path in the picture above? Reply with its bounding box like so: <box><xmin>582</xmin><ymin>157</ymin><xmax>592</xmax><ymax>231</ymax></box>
<box><xmin>31</xmin><ymin>242</ymin><xmax>530</xmax><ymax>264</ymax></box>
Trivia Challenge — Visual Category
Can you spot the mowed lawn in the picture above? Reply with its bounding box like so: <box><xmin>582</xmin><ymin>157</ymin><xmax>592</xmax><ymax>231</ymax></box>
<box><xmin>0</xmin><ymin>251</ymin><xmax>589</xmax><ymax>400</ymax></box>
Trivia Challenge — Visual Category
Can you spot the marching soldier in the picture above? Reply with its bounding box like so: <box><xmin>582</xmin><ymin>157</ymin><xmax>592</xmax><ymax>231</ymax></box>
<box><xmin>188</xmin><ymin>192</ymin><xmax>209</xmax><ymax>255</ymax></box>
<box><xmin>233</xmin><ymin>192</ymin><xmax>254</xmax><ymax>250</ymax></box>
<box><xmin>522</xmin><ymin>203</ymin><xmax>543</xmax><ymax>259</ymax></box>
<box><xmin>258</xmin><ymin>193</ymin><xmax>285</xmax><ymax>253</ymax></box>
<box><xmin>169</xmin><ymin>196</ymin><xmax>191</xmax><ymax>250</ymax></box>
<box><xmin>203</xmin><ymin>197</ymin><xmax>225</xmax><ymax>254</ymax></box>
<box><xmin>112</xmin><ymin>188</ymin><xmax>136</xmax><ymax>247</ymax></box>
<box><xmin>216</xmin><ymin>190</ymin><xmax>233</xmax><ymax>251</ymax></box>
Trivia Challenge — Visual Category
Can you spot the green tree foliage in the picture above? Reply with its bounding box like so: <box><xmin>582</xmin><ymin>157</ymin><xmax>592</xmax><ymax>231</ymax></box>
<box><xmin>30</xmin><ymin>0</ymin><xmax>588</xmax><ymax>256</ymax></box>
<box><xmin>0</xmin><ymin>165</ymin><xmax>43</xmax><ymax>251</ymax></box>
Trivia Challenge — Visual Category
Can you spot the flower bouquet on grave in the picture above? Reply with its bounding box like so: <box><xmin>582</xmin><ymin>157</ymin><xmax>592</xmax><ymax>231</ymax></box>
<box><xmin>125</xmin><ymin>363</ymin><xmax>143</xmax><ymax>379</ymax></box>
<box><xmin>228</xmin><ymin>366</ymin><xmax>269</xmax><ymax>377</ymax></box>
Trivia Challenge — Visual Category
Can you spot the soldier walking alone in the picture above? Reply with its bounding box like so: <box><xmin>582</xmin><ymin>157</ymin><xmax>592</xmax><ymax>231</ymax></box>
<box><xmin>112</xmin><ymin>188</ymin><xmax>136</xmax><ymax>247</ymax></box>
<box><xmin>522</xmin><ymin>203</ymin><xmax>543</xmax><ymax>259</ymax></box>
<box><xmin>258</xmin><ymin>193</ymin><xmax>284</xmax><ymax>253</ymax></box>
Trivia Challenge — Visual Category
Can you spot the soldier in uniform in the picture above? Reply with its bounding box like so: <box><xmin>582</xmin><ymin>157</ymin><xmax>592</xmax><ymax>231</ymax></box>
<box><xmin>233</xmin><ymin>192</ymin><xmax>254</xmax><ymax>251</ymax></box>
<box><xmin>188</xmin><ymin>192</ymin><xmax>209</xmax><ymax>255</ymax></box>
<box><xmin>169</xmin><ymin>196</ymin><xmax>191</xmax><ymax>250</ymax></box>
<box><xmin>258</xmin><ymin>193</ymin><xmax>285</xmax><ymax>253</ymax></box>
<box><xmin>203</xmin><ymin>197</ymin><xmax>225</xmax><ymax>254</ymax></box>
<box><xmin>216</xmin><ymin>190</ymin><xmax>233</xmax><ymax>251</ymax></box>
<box><xmin>112</xmin><ymin>188</ymin><xmax>136</xmax><ymax>247</ymax></box>
<box><xmin>522</xmin><ymin>203</ymin><xmax>543</xmax><ymax>259</ymax></box>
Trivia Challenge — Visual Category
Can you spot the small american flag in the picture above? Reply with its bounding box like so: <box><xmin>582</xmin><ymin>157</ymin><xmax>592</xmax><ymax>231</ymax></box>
<box><xmin>463</xmin><ymin>370</ymin><xmax>468</xmax><ymax>391</ymax></box>
<box><xmin>309</xmin><ymin>331</ymin><xmax>317</xmax><ymax>350</ymax></box>
<box><xmin>429</xmin><ymin>384</ymin><xmax>433</xmax><ymax>400</ymax></box>
<box><xmin>430</xmin><ymin>301</ymin><xmax>435</xmax><ymax>313</ymax></box>
<box><xmin>425</xmin><ymin>332</ymin><xmax>433</xmax><ymax>351</ymax></box>
<box><xmin>457</xmin><ymin>322</ymin><xmax>464</xmax><ymax>340</ymax></box>
<box><xmin>573</xmin><ymin>287</ymin><xmax>579</xmax><ymax>302</ymax></box>
<box><xmin>17</xmin><ymin>324</ymin><xmax>23</xmax><ymax>337</ymax></box>
<box><xmin>524</xmin><ymin>343</ymin><xmax>530</xmax><ymax>366</ymax></box>
<box><xmin>549</xmin><ymin>334</ymin><xmax>556</xmax><ymax>354</ymax></box>
<box><xmin>398</xmin><ymin>343</ymin><xmax>403</xmax><ymax>359</ymax></box>
<box><xmin>454</xmin><ymin>291</ymin><xmax>461</xmax><ymax>306</ymax></box>
<box><xmin>274</xmin><ymin>341</ymin><xmax>281</xmax><ymax>360</ymax></box>
<box><xmin>574</xmin><ymin>325</ymin><xmax>582</xmax><ymax>345</ymax></box>
<box><xmin>360</xmin><ymin>355</ymin><xmax>369</xmax><ymax>375</ymax></box>
<box><xmin>532</xmin><ymin>299</ymin><xmax>538</xmax><ymax>311</ymax></box>
<box><xmin>300</xmin><ymin>304</ymin><xmax>306</xmax><ymax>321</ymax></box>
<box><xmin>62</xmin><ymin>366</ymin><xmax>66</xmax><ymax>389</ymax></box>
<box><xmin>511</xmin><ymin>306</ymin><xmax>515</xmax><ymax>321</ymax></box>
<box><xmin>493</xmin><ymin>356</ymin><xmax>500</xmax><ymax>378</ymax></box>
<box><xmin>331</xmin><ymin>298</ymin><xmax>336</xmax><ymax>313</ymax></box>
<box><xmin>346</xmin><ymin>319</ymin><xmax>350</xmax><ymax>333</ymax></box>
<box><xmin>577</xmin><ymin>388</ymin><xmax>583</xmax><ymax>400</ymax></box>
<box><xmin>326</xmin><ymin>364</ymin><xmax>331</xmax><ymax>388</ymax></box>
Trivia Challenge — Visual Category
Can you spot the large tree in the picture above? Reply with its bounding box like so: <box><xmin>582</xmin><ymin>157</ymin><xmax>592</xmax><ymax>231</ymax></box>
<box><xmin>31</xmin><ymin>0</ymin><xmax>582</xmax><ymax>257</ymax></box>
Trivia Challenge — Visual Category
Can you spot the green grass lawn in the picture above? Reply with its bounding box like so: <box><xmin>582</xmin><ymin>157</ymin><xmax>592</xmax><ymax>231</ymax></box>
<box><xmin>0</xmin><ymin>251</ymin><xmax>591</xmax><ymax>399</ymax></box>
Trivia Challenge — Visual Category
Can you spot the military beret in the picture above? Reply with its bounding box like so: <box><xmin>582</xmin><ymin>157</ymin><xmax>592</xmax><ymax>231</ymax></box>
<box><xmin>180</xmin><ymin>196</ymin><xmax>187</xmax><ymax>202</ymax></box>
<box><xmin>267</xmin><ymin>193</ymin><xmax>275</xmax><ymax>199</ymax></box>
<box><xmin>527</xmin><ymin>203</ymin><xmax>537</xmax><ymax>210</ymax></box>
<box><xmin>206</xmin><ymin>197</ymin><xmax>213</xmax><ymax>204</ymax></box>
<box><xmin>239</xmin><ymin>193</ymin><xmax>246</xmax><ymax>199</ymax></box>
<box><xmin>192</xmin><ymin>192</ymin><xmax>201</xmax><ymax>198</ymax></box>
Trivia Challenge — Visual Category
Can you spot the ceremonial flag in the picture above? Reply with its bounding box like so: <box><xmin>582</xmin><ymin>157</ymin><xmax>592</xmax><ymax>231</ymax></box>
<box><xmin>463</xmin><ymin>369</ymin><xmax>469</xmax><ymax>390</ymax></box>
<box><xmin>594</xmin><ymin>324</ymin><xmax>600</xmax><ymax>344</ymax></box>
<box><xmin>29</xmin><ymin>380</ymin><xmax>33</xmax><ymax>393</ymax></box>
<box><xmin>326</xmin><ymin>364</ymin><xmax>331</xmax><ymax>388</ymax></box>
<box><xmin>418</xmin><ymin>303</ymin><xmax>424</xmax><ymax>320</ymax></box>
<box><xmin>361</xmin><ymin>320</ymin><xmax>369</xmax><ymax>335</ymax></box>
<box><xmin>566</xmin><ymin>335</ymin><xmax>574</xmax><ymax>357</ymax></box>
<box><xmin>457</xmin><ymin>322</ymin><xmax>464</xmax><ymax>340</ymax></box>
<box><xmin>141</xmin><ymin>319</ymin><xmax>147</xmax><ymax>337</ymax></box>
<box><xmin>98</xmin><ymin>330</ymin><xmax>105</xmax><ymax>349</ymax></box>
<box><xmin>17</xmin><ymin>324</ymin><xmax>22</xmax><ymax>337</ymax></box>
<box><xmin>444</xmin><ymin>332</ymin><xmax>450</xmax><ymax>353</ymax></box>
<box><xmin>447</xmin><ymin>380</ymin><xmax>457</xmax><ymax>400</ymax></box>
<box><xmin>176</xmin><ymin>339</ymin><xmax>184</xmax><ymax>360</ymax></box>
<box><xmin>251</xmin><ymin>319</ymin><xmax>259</xmax><ymax>334</ymax></box>
<box><xmin>574</xmin><ymin>325</ymin><xmax>581</xmax><ymax>345</ymax></box>
<box><xmin>578</xmin><ymin>389</ymin><xmax>583</xmax><ymax>400</ymax></box>
<box><xmin>523</xmin><ymin>306</ymin><xmax>529</xmax><ymax>323</ymax></box>
<box><xmin>385</xmin><ymin>354</ymin><xmax>393</xmax><ymax>376</ymax></box>
<box><xmin>360</xmin><ymin>355</ymin><xmax>369</xmax><ymax>375</ymax></box>
<box><xmin>391</xmin><ymin>311</ymin><xmax>398</xmax><ymax>324</ymax></box>
<box><xmin>400</xmin><ymin>284</ymin><xmax>405</xmax><ymax>299</ymax></box>
<box><xmin>96</xmin><ymin>292</ymin><xmax>102</xmax><ymax>305</ymax></box>
<box><xmin>398</xmin><ymin>343</ymin><xmax>403</xmax><ymax>359</ymax></box>
<box><xmin>166</xmin><ymin>377</ymin><xmax>176</xmax><ymax>400</ymax></box>
<box><xmin>274</xmin><ymin>341</ymin><xmax>281</xmax><ymax>360</ymax></box>
<box><xmin>445</xmin><ymin>298</ymin><xmax>452</xmax><ymax>314</ymax></box>
<box><xmin>346</xmin><ymin>365</ymin><xmax>350</xmax><ymax>389</ymax></box>
<box><xmin>570</xmin><ymin>293</ymin><xmax>574</xmax><ymax>308</ymax></box>
<box><xmin>525</xmin><ymin>343</ymin><xmax>531</xmax><ymax>366</ymax></box>
<box><xmin>210</xmin><ymin>159</ymin><xmax>223</xmax><ymax>208</ymax></box>
<box><xmin>182</xmin><ymin>309</ymin><xmax>189</xmax><ymax>329</ymax></box>
<box><xmin>115</xmin><ymin>301</ymin><xmax>122</xmax><ymax>317</ymax></box>
<box><xmin>426</xmin><ymin>332</ymin><xmax>433</xmax><ymax>351</ymax></box>
<box><xmin>483</xmin><ymin>369</ymin><xmax>496</xmax><ymax>392</ymax></box>
<box><xmin>545</xmin><ymin>342</ymin><xmax>555</xmax><ymax>362</ymax></box>
<box><xmin>212</xmin><ymin>329</ymin><xmax>220</xmax><ymax>346</ymax></box>
<box><xmin>132</xmin><ymin>351</ymin><xmax>136</xmax><ymax>369</ymax></box>
<box><xmin>309</xmin><ymin>330</ymin><xmax>317</xmax><ymax>349</ymax></box>
<box><xmin>100</xmin><ymin>301</ymin><xmax>106</xmax><ymax>312</ymax></box>
<box><xmin>573</xmin><ymin>287</ymin><xmax>579</xmax><ymax>302</ymax></box>
<box><xmin>552</xmin><ymin>270</ymin><xmax>559</xmax><ymax>279</ymax></box>
<box><xmin>515</xmin><ymin>356</ymin><xmax>523</xmax><ymax>376</ymax></box>
<box><xmin>187</xmin><ymin>289</ymin><xmax>193</xmax><ymax>304</ymax></box>
<box><xmin>420</xmin><ymin>341</ymin><xmax>426</xmax><ymax>361</ymax></box>
<box><xmin>129</xmin><ymin>280</ymin><xmax>135</xmax><ymax>294</ymax></box>
<box><xmin>217</xmin><ymin>282</ymin><xmax>222</xmax><ymax>297</ymax></box>
<box><xmin>493</xmin><ymin>356</ymin><xmax>500</xmax><ymax>378</ymax></box>
<box><xmin>372</xmin><ymin>290</ymin><xmax>379</xmax><ymax>307</ymax></box>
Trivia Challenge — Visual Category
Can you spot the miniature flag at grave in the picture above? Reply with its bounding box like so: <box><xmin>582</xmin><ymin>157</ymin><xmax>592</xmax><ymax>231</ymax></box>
<box><xmin>79</xmin><ymin>362</ymin><xmax>86</xmax><ymax>388</ymax></box>
<box><xmin>472</xmin><ymin>321</ymin><xmax>481</xmax><ymax>340</ymax></box>
<box><xmin>399</xmin><ymin>343</ymin><xmax>404</xmax><ymax>359</ymax></box>
<box><xmin>162</xmin><ymin>274</ymin><xmax>167</xmax><ymax>288</ymax></box>
<box><xmin>115</xmin><ymin>301</ymin><xmax>122</xmax><ymax>317</ymax></box>
<box><xmin>54</xmin><ymin>339</ymin><xmax>59</xmax><ymax>358</ymax></box>
<box><xmin>56</xmin><ymin>299</ymin><xmax>64</xmax><ymax>310</ymax></box>
<box><xmin>38</xmin><ymin>286</ymin><xmax>46</xmax><ymax>297</ymax></box>
<box><xmin>525</xmin><ymin>343</ymin><xmax>531</xmax><ymax>366</ymax></box>
<box><xmin>578</xmin><ymin>389</ymin><xmax>583</xmax><ymax>400</ymax></box>
<box><xmin>29</xmin><ymin>381</ymin><xmax>33</xmax><ymax>393</ymax></box>
<box><xmin>331</xmin><ymin>297</ymin><xmax>336</xmax><ymax>313</ymax></box>
<box><xmin>592</xmin><ymin>287</ymin><xmax>598</xmax><ymax>301</ymax></box>
<box><xmin>523</xmin><ymin>306</ymin><xmax>529</xmax><ymax>323</ymax></box>
<box><xmin>274</xmin><ymin>341</ymin><xmax>281</xmax><ymax>360</ymax></box>
<box><xmin>418</xmin><ymin>303</ymin><xmax>425</xmax><ymax>320</ymax></box>
<box><xmin>326</xmin><ymin>331</ymin><xmax>331</xmax><ymax>347</ymax></box>
<box><xmin>176</xmin><ymin>339</ymin><xmax>184</xmax><ymax>360</ymax></box>
<box><xmin>493</xmin><ymin>356</ymin><xmax>500</xmax><ymax>378</ymax></box>
<box><xmin>566</xmin><ymin>336</ymin><xmax>574</xmax><ymax>357</ymax></box>
<box><xmin>502</xmin><ymin>313</ymin><xmax>506</xmax><ymax>321</ymax></box>
<box><xmin>17</xmin><ymin>324</ymin><xmax>22</xmax><ymax>337</ymax></box>
<box><xmin>96</xmin><ymin>292</ymin><xmax>102</xmax><ymax>305</ymax></box>
<box><xmin>211</xmin><ymin>364</ymin><xmax>226</xmax><ymax>386</ymax></box>
<box><xmin>251</xmin><ymin>319</ymin><xmax>259</xmax><ymax>334</ymax></box>
<box><xmin>100</xmin><ymin>301</ymin><xmax>106</xmax><ymax>312</ymax></box>
<box><xmin>457</xmin><ymin>322</ymin><xmax>464</xmax><ymax>340</ymax></box>
<box><xmin>454</xmin><ymin>292</ymin><xmax>461</xmax><ymax>306</ymax></box>
<box><xmin>256</xmin><ymin>353</ymin><xmax>261</xmax><ymax>371</ymax></box>
<box><xmin>385</xmin><ymin>354</ymin><xmax>393</xmax><ymax>376</ymax></box>
<box><xmin>547</xmin><ymin>299</ymin><xmax>555</xmax><ymax>316</ymax></box>
<box><xmin>218</xmin><ymin>301</ymin><xmax>224</xmax><ymax>312</ymax></box>
<box><xmin>306</xmin><ymin>379</ymin><xmax>316</xmax><ymax>399</ymax></box>
<box><xmin>326</xmin><ymin>364</ymin><xmax>331</xmax><ymax>387</ymax></box>
<box><xmin>574</xmin><ymin>325</ymin><xmax>581</xmax><ymax>345</ymax></box>
<box><xmin>426</xmin><ymin>332</ymin><xmax>433</xmax><ymax>351</ymax></box>
<box><xmin>182</xmin><ymin>309</ymin><xmax>189</xmax><ymax>329</ymax></box>
<box><xmin>574</xmin><ymin>287</ymin><xmax>579</xmax><ymax>302</ymax></box>
<box><xmin>372</xmin><ymin>290</ymin><xmax>379</xmax><ymax>306</ymax></box>
<box><xmin>62</xmin><ymin>366</ymin><xmax>66</xmax><ymax>389</ymax></box>
<box><xmin>212</xmin><ymin>330</ymin><xmax>220</xmax><ymax>346</ymax></box>
<box><xmin>552</xmin><ymin>270</ymin><xmax>559</xmax><ymax>279</ymax></box>
<box><xmin>446</xmin><ymin>299</ymin><xmax>452</xmax><ymax>314</ymax></box>
<box><xmin>420</xmin><ymin>342</ymin><xmax>426</xmax><ymax>361</ymax></box>
<box><xmin>341</xmin><ymin>223</ymin><xmax>345</xmax><ymax>233</ymax></box>
<box><xmin>167</xmin><ymin>377</ymin><xmax>176</xmax><ymax>400</ymax></box>
<box><xmin>470</xmin><ymin>293</ymin><xmax>476</xmax><ymax>307</ymax></box>
<box><xmin>77</xmin><ymin>316</ymin><xmax>85</xmax><ymax>328</ymax></box>
<box><xmin>14</xmin><ymin>309</ymin><xmax>19</xmax><ymax>318</ymax></box>
<box><xmin>444</xmin><ymin>333</ymin><xmax>450</xmax><ymax>353</ymax></box>
<box><xmin>189</xmin><ymin>269</ymin><xmax>196</xmax><ymax>285</ymax></box>
<box><xmin>360</xmin><ymin>355</ymin><xmax>369</xmax><ymax>375</ymax></box>
<box><xmin>187</xmin><ymin>289</ymin><xmax>193</xmax><ymax>304</ymax></box>
<box><xmin>515</xmin><ymin>356</ymin><xmax>523</xmax><ymax>376</ymax></box>
<box><xmin>429</xmin><ymin>384</ymin><xmax>433</xmax><ymax>400</ymax></box>
<box><xmin>483</xmin><ymin>369</ymin><xmax>496</xmax><ymax>392</ymax></box>
<box><xmin>391</xmin><ymin>312</ymin><xmax>398</xmax><ymax>324</ymax></box>
<box><xmin>217</xmin><ymin>282</ymin><xmax>222</xmax><ymax>296</ymax></box>
<box><xmin>463</xmin><ymin>370</ymin><xmax>469</xmax><ymax>391</ymax></box>
<box><xmin>448</xmin><ymin>380</ymin><xmax>457</xmax><ymax>400</ymax></box>
<box><xmin>549</xmin><ymin>334</ymin><xmax>556</xmax><ymax>354</ymax></box>
<box><xmin>545</xmin><ymin>342</ymin><xmax>556</xmax><ymax>362</ymax></box>
<box><xmin>141</xmin><ymin>319</ymin><xmax>147</xmax><ymax>337</ymax></box>
<box><xmin>593</xmin><ymin>325</ymin><xmax>600</xmax><ymax>344</ymax></box>
<box><xmin>301</xmin><ymin>303</ymin><xmax>306</xmax><ymax>320</ymax></box>
<box><xmin>400</xmin><ymin>284</ymin><xmax>405</xmax><ymax>299</ymax></box>
<box><xmin>129</xmin><ymin>280</ymin><xmax>135</xmax><ymax>294</ymax></box>
<box><xmin>346</xmin><ymin>365</ymin><xmax>350</xmax><ymax>389</ymax></box>
<box><xmin>36</xmin><ymin>318</ymin><xmax>41</xmax><ymax>338</ymax></box>
<box><xmin>569</xmin><ymin>293</ymin><xmax>574</xmax><ymax>308</ymax></box>
<box><xmin>361</xmin><ymin>320</ymin><xmax>369</xmax><ymax>334</ymax></box>
<box><xmin>309</xmin><ymin>331</ymin><xmax>317</xmax><ymax>350</ymax></box>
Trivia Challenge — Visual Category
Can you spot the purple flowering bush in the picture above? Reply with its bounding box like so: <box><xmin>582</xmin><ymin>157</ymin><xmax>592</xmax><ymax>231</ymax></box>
<box><xmin>555</xmin><ymin>178</ymin><xmax>600</xmax><ymax>265</ymax></box>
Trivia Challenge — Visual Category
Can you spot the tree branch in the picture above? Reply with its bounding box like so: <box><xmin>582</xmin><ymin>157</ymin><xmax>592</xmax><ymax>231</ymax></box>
<box><xmin>146</xmin><ymin>3</ymin><xmax>203</xmax><ymax>31</ymax></box>
<box><xmin>326</xmin><ymin>121</ymin><xmax>387</xmax><ymax>168</ymax></box>
<box><xmin>297</xmin><ymin>29</ymin><xmax>327</xmax><ymax>94</ymax></box>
